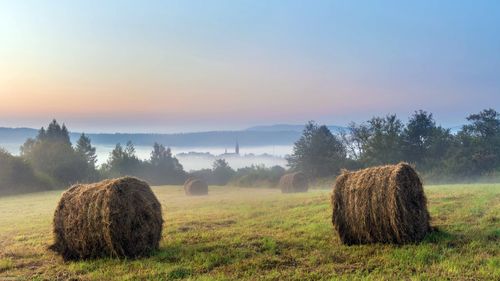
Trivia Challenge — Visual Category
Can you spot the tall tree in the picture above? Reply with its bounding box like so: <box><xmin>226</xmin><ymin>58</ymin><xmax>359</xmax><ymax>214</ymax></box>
<box><xmin>20</xmin><ymin>120</ymin><xmax>91</xmax><ymax>185</ymax></box>
<box><xmin>359</xmin><ymin>115</ymin><xmax>404</xmax><ymax>166</ymax></box>
<box><xmin>0</xmin><ymin>148</ymin><xmax>50</xmax><ymax>195</ymax></box>
<box><xmin>43</xmin><ymin>119</ymin><xmax>71</xmax><ymax>145</ymax></box>
<box><xmin>146</xmin><ymin>143</ymin><xmax>185</xmax><ymax>185</ymax></box>
<box><xmin>103</xmin><ymin>142</ymin><xmax>143</xmax><ymax>177</ymax></box>
<box><xmin>463</xmin><ymin>108</ymin><xmax>500</xmax><ymax>139</ymax></box>
<box><xmin>75</xmin><ymin>133</ymin><xmax>99</xmax><ymax>181</ymax></box>
<box><xmin>150</xmin><ymin>143</ymin><xmax>168</xmax><ymax>166</ymax></box>
<box><xmin>76</xmin><ymin>133</ymin><xmax>97</xmax><ymax>167</ymax></box>
<box><xmin>125</xmin><ymin>141</ymin><xmax>136</xmax><ymax>157</ymax></box>
<box><xmin>401</xmin><ymin>110</ymin><xmax>453</xmax><ymax>170</ymax></box>
<box><xmin>212</xmin><ymin>159</ymin><xmax>235</xmax><ymax>185</ymax></box>
<box><xmin>448</xmin><ymin>109</ymin><xmax>500</xmax><ymax>176</ymax></box>
<box><xmin>344</xmin><ymin>122</ymin><xmax>371</xmax><ymax>160</ymax></box>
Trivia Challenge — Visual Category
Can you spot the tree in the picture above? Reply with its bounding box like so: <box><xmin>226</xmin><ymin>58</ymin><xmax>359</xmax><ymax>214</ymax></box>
<box><xmin>402</xmin><ymin>111</ymin><xmax>436</xmax><ymax>163</ymax></box>
<box><xmin>20</xmin><ymin>120</ymin><xmax>91</xmax><ymax>186</ymax></box>
<box><xmin>212</xmin><ymin>159</ymin><xmax>235</xmax><ymax>185</ymax></box>
<box><xmin>42</xmin><ymin>119</ymin><xmax>71</xmax><ymax>145</ymax></box>
<box><xmin>344</xmin><ymin>122</ymin><xmax>371</xmax><ymax>160</ymax></box>
<box><xmin>0</xmin><ymin>148</ymin><xmax>51</xmax><ymax>195</ymax></box>
<box><xmin>447</xmin><ymin>109</ymin><xmax>500</xmax><ymax>176</ymax></box>
<box><xmin>287</xmin><ymin>121</ymin><xmax>346</xmax><ymax>178</ymax></box>
<box><xmin>464</xmin><ymin>108</ymin><xmax>500</xmax><ymax>139</ymax></box>
<box><xmin>401</xmin><ymin>110</ymin><xmax>453</xmax><ymax>171</ymax></box>
<box><xmin>20</xmin><ymin>138</ymin><xmax>36</xmax><ymax>156</ymax></box>
<box><xmin>150</xmin><ymin>143</ymin><xmax>169</xmax><ymax>166</ymax></box>
<box><xmin>76</xmin><ymin>133</ymin><xmax>97</xmax><ymax>167</ymax></box>
<box><xmin>125</xmin><ymin>141</ymin><xmax>136</xmax><ymax>156</ymax></box>
<box><xmin>357</xmin><ymin>115</ymin><xmax>404</xmax><ymax>166</ymax></box>
<box><xmin>75</xmin><ymin>133</ymin><xmax>99</xmax><ymax>181</ymax></box>
<box><xmin>103</xmin><ymin>142</ymin><xmax>143</xmax><ymax>177</ymax></box>
<box><xmin>145</xmin><ymin>143</ymin><xmax>185</xmax><ymax>185</ymax></box>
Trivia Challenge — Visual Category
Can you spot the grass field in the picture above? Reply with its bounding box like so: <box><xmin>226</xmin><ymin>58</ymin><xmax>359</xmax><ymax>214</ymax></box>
<box><xmin>0</xmin><ymin>184</ymin><xmax>499</xmax><ymax>280</ymax></box>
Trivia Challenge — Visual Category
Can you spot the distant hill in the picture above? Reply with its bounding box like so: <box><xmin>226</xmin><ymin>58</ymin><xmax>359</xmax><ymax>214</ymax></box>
<box><xmin>0</xmin><ymin>127</ymin><xmax>301</xmax><ymax>148</ymax></box>
<box><xmin>0</xmin><ymin>127</ymin><xmax>39</xmax><ymax>143</ymax></box>
<box><xmin>0</xmin><ymin>123</ymin><xmax>463</xmax><ymax>151</ymax></box>
<box><xmin>78</xmin><ymin>131</ymin><xmax>301</xmax><ymax>147</ymax></box>
<box><xmin>246</xmin><ymin>124</ymin><xmax>346</xmax><ymax>133</ymax></box>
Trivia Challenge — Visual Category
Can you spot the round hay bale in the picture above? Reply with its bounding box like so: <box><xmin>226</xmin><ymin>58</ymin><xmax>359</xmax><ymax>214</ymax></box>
<box><xmin>279</xmin><ymin>172</ymin><xmax>308</xmax><ymax>193</ymax></box>
<box><xmin>331</xmin><ymin>163</ymin><xmax>431</xmax><ymax>245</ymax></box>
<box><xmin>184</xmin><ymin>177</ymin><xmax>194</xmax><ymax>186</ymax></box>
<box><xmin>184</xmin><ymin>178</ymin><xmax>208</xmax><ymax>196</ymax></box>
<box><xmin>50</xmin><ymin>177</ymin><xmax>163</xmax><ymax>260</ymax></box>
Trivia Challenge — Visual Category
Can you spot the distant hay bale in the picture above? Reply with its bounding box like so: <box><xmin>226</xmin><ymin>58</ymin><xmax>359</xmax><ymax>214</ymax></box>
<box><xmin>184</xmin><ymin>178</ymin><xmax>208</xmax><ymax>196</ymax></box>
<box><xmin>50</xmin><ymin>177</ymin><xmax>163</xmax><ymax>260</ymax></box>
<box><xmin>279</xmin><ymin>172</ymin><xmax>308</xmax><ymax>193</ymax></box>
<box><xmin>331</xmin><ymin>163</ymin><xmax>431</xmax><ymax>245</ymax></box>
<box><xmin>184</xmin><ymin>177</ymin><xmax>195</xmax><ymax>186</ymax></box>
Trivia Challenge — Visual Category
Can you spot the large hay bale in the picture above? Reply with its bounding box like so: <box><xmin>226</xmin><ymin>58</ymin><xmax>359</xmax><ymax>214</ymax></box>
<box><xmin>331</xmin><ymin>163</ymin><xmax>431</xmax><ymax>245</ymax></box>
<box><xmin>280</xmin><ymin>172</ymin><xmax>308</xmax><ymax>193</ymax></box>
<box><xmin>184</xmin><ymin>178</ymin><xmax>208</xmax><ymax>196</ymax></box>
<box><xmin>51</xmin><ymin>177</ymin><xmax>163</xmax><ymax>260</ymax></box>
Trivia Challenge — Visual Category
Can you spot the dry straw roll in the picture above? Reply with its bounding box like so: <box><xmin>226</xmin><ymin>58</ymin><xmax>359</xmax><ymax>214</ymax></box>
<box><xmin>279</xmin><ymin>172</ymin><xmax>308</xmax><ymax>193</ymax></box>
<box><xmin>51</xmin><ymin>177</ymin><xmax>163</xmax><ymax>260</ymax></box>
<box><xmin>184</xmin><ymin>178</ymin><xmax>208</xmax><ymax>196</ymax></box>
<box><xmin>331</xmin><ymin>163</ymin><xmax>431</xmax><ymax>245</ymax></box>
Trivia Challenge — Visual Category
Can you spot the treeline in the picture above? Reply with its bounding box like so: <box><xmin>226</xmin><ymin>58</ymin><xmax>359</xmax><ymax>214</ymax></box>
<box><xmin>100</xmin><ymin>142</ymin><xmax>186</xmax><ymax>185</ymax></box>
<box><xmin>1</xmin><ymin>108</ymin><xmax>499</xmax><ymax>195</ymax></box>
<box><xmin>287</xmin><ymin>108</ymin><xmax>500</xmax><ymax>183</ymax></box>
<box><xmin>0</xmin><ymin>119</ymin><xmax>286</xmax><ymax>195</ymax></box>
<box><xmin>0</xmin><ymin>120</ymin><xmax>188</xmax><ymax>195</ymax></box>
<box><xmin>191</xmin><ymin>160</ymin><xmax>286</xmax><ymax>187</ymax></box>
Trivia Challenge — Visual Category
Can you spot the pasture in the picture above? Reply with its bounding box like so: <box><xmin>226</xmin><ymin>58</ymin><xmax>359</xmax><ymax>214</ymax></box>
<box><xmin>0</xmin><ymin>183</ymin><xmax>499</xmax><ymax>280</ymax></box>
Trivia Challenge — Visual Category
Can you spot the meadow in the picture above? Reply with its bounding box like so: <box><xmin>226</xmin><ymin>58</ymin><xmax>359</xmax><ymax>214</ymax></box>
<box><xmin>0</xmin><ymin>184</ymin><xmax>499</xmax><ymax>280</ymax></box>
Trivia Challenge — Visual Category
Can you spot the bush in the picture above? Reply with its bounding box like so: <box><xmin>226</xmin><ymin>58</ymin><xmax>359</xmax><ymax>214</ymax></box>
<box><xmin>230</xmin><ymin>165</ymin><xmax>286</xmax><ymax>188</ymax></box>
<box><xmin>0</xmin><ymin>148</ymin><xmax>52</xmax><ymax>195</ymax></box>
<box><xmin>212</xmin><ymin>159</ymin><xmax>235</xmax><ymax>185</ymax></box>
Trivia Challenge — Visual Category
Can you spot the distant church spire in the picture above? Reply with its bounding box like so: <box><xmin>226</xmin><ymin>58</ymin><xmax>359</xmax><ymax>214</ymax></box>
<box><xmin>235</xmin><ymin>141</ymin><xmax>239</xmax><ymax>154</ymax></box>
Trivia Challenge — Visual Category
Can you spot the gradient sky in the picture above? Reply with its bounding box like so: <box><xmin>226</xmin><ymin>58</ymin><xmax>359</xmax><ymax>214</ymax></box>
<box><xmin>1</xmin><ymin>0</ymin><xmax>499</xmax><ymax>132</ymax></box>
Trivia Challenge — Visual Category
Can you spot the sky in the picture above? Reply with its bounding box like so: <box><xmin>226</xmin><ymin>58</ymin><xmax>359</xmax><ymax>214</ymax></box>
<box><xmin>1</xmin><ymin>0</ymin><xmax>499</xmax><ymax>133</ymax></box>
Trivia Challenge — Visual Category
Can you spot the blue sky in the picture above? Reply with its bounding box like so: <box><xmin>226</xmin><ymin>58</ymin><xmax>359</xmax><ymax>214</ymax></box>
<box><xmin>0</xmin><ymin>1</ymin><xmax>499</xmax><ymax>132</ymax></box>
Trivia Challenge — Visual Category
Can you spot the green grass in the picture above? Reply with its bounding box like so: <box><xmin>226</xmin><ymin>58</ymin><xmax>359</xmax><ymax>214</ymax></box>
<box><xmin>0</xmin><ymin>184</ymin><xmax>499</xmax><ymax>280</ymax></box>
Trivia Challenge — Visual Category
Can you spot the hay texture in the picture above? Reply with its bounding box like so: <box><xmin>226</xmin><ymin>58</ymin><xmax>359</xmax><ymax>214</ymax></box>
<box><xmin>331</xmin><ymin>163</ymin><xmax>431</xmax><ymax>245</ymax></box>
<box><xmin>184</xmin><ymin>178</ymin><xmax>208</xmax><ymax>196</ymax></box>
<box><xmin>280</xmin><ymin>172</ymin><xmax>308</xmax><ymax>193</ymax></box>
<box><xmin>51</xmin><ymin>177</ymin><xmax>163</xmax><ymax>260</ymax></box>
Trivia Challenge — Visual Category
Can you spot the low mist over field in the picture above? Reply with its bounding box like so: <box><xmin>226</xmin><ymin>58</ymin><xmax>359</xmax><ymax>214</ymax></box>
<box><xmin>91</xmin><ymin>144</ymin><xmax>290</xmax><ymax>171</ymax></box>
<box><xmin>0</xmin><ymin>140</ymin><xmax>291</xmax><ymax>171</ymax></box>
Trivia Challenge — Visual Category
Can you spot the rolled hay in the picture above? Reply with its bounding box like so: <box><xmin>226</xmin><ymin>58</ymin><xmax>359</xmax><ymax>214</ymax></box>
<box><xmin>280</xmin><ymin>172</ymin><xmax>308</xmax><ymax>193</ymax></box>
<box><xmin>331</xmin><ymin>163</ymin><xmax>431</xmax><ymax>245</ymax></box>
<box><xmin>50</xmin><ymin>177</ymin><xmax>163</xmax><ymax>260</ymax></box>
<box><xmin>184</xmin><ymin>177</ymin><xmax>194</xmax><ymax>186</ymax></box>
<box><xmin>184</xmin><ymin>178</ymin><xmax>208</xmax><ymax>196</ymax></box>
